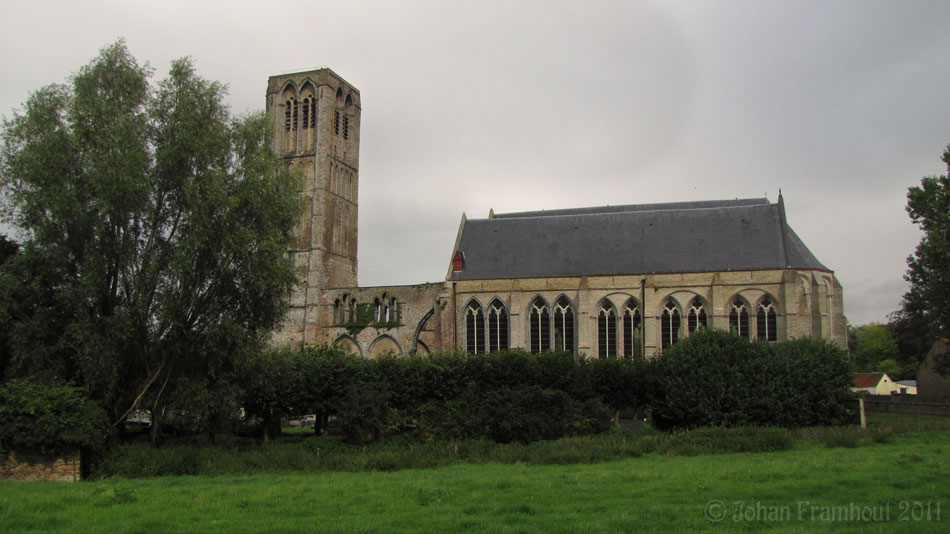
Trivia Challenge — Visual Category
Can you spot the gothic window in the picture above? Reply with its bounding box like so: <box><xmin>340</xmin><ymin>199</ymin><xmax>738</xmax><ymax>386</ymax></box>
<box><xmin>730</xmin><ymin>298</ymin><xmax>750</xmax><ymax>339</ymax></box>
<box><xmin>553</xmin><ymin>296</ymin><xmax>575</xmax><ymax>354</ymax></box>
<box><xmin>344</xmin><ymin>94</ymin><xmax>354</xmax><ymax>140</ymax></box>
<box><xmin>597</xmin><ymin>301</ymin><xmax>617</xmax><ymax>358</ymax></box>
<box><xmin>757</xmin><ymin>296</ymin><xmax>778</xmax><ymax>342</ymax></box>
<box><xmin>373</xmin><ymin>298</ymin><xmax>381</xmax><ymax>322</ymax></box>
<box><xmin>529</xmin><ymin>297</ymin><xmax>550</xmax><ymax>353</ymax></box>
<box><xmin>333</xmin><ymin>299</ymin><xmax>342</xmax><ymax>324</ymax></box>
<box><xmin>334</xmin><ymin>87</ymin><xmax>344</xmax><ymax>136</ymax></box>
<box><xmin>687</xmin><ymin>297</ymin><xmax>707</xmax><ymax>334</ymax></box>
<box><xmin>661</xmin><ymin>300</ymin><xmax>680</xmax><ymax>349</ymax></box>
<box><xmin>347</xmin><ymin>297</ymin><xmax>355</xmax><ymax>323</ymax></box>
<box><xmin>487</xmin><ymin>299</ymin><xmax>509</xmax><ymax>352</ymax></box>
<box><xmin>465</xmin><ymin>301</ymin><xmax>484</xmax><ymax>354</ymax></box>
<box><xmin>284</xmin><ymin>97</ymin><xmax>294</xmax><ymax>131</ymax></box>
<box><xmin>283</xmin><ymin>90</ymin><xmax>297</xmax><ymax>152</ymax></box>
<box><xmin>623</xmin><ymin>301</ymin><xmax>642</xmax><ymax>359</ymax></box>
<box><xmin>302</xmin><ymin>97</ymin><xmax>311</xmax><ymax>130</ymax></box>
<box><xmin>384</xmin><ymin>297</ymin><xmax>395</xmax><ymax>323</ymax></box>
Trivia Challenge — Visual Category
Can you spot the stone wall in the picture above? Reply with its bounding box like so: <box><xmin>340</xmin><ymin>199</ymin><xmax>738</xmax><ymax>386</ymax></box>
<box><xmin>861</xmin><ymin>393</ymin><xmax>950</xmax><ymax>417</ymax></box>
<box><xmin>442</xmin><ymin>268</ymin><xmax>847</xmax><ymax>358</ymax></box>
<box><xmin>2</xmin><ymin>450</ymin><xmax>80</xmax><ymax>482</ymax></box>
<box><xmin>320</xmin><ymin>283</ymin><xmax>446</xmax><ymax>357</ymax></box>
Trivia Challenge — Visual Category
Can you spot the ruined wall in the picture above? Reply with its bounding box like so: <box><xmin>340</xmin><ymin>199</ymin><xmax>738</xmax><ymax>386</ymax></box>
<box><xmin>319</xmin><ymin>283</ymin><xmax>446</xmax><ymax>357</ymax></box>
<box><xmin>2</xmin><ymin>450</ymin><xmax>80</xmax><ymax>482</ymax></box>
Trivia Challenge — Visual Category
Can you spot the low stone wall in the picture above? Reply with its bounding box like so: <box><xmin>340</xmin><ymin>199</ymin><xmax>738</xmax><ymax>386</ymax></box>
<box><xmin>1</xmin><ymin>450</ymin><xmax>80</xmax><ymax>482</ymax></box>
<box><xmin>861</xmin><ymin>394</ymin><xmax>950</xmax><ymax>417</ymax></box>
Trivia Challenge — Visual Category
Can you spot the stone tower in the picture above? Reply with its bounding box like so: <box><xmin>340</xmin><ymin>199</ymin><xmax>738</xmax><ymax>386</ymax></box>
<box><xmin>266</xmin><ymin>69</ymin><xmax>361</xmax><ymax>345</ymax></box>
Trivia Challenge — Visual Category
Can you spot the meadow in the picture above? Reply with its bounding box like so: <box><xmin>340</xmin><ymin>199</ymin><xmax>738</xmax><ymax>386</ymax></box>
<box><xmin>1</xmin><ymin>415</ymin><xmax>947</xmax><ymax>533</ymax></box>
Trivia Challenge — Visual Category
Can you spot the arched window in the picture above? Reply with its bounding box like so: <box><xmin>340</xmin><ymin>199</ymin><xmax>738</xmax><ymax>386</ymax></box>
<box><xmin>334</xmin><ymin>88</ymin><xmax>344</xmax><ymax>136</ymax></box>
<box><xmin>373</xmin><ymin>298</ymin><xmax>381</xmax><ymax>322</ymax></box>
<box><xmin>344</xmin><ymin>94</ymin><xmax>353</xmax><ymax>140</ymax></box>
<box><xmin>333</xmin><ymin>299</ymin><xmax>342</xmax><ymax>324</ymax></box>
<box><xmin>302</xmin><ymin>96</ymin><xmax>311</xmax><ymax>130</ymax></box>
<box><xmin>300</xmin><ymin>84</ymin><xmax>316</xmax><ymax>151</ymax></box>
<box><xmin>529</xmin><ymin>297</ymin><xmax>550</xmax><ymax>353</ymax></box>
<box><xmin>487</xmin><ymin>299</ymin><xmax>508</xmax><ymax>352</ymax></box>
<box><xmin>661</xmin><ymin>300</ymin><xmax>680</xmax><ymax>349</ymax></box>
<box><xmin>687</xmin><ymin>297</ymin><xmax>707</xmax><ymax>334</ymax></box>
<box><xmin>347</xmin><ymin>298</ymin><xmax>355</xmax><ymax>323</ymax></box>
<box><xmin>757</xmin><ymin>296</ymin><xmax>777</xmax><ymax>342</ymax></box>
<box><xmin>598</xmin><ymin>301</ymin><xmax>617</xmax><ymax>358</ymax></box>
<box><xmin>284</xmin><ymin>96</ymin><xmax>295</xmax><ymax>131</ymax></box>
<box><xmin>465</xmin><ymin>301</ymin><xmax>484</xmax><ymax>354</ymax></box>
<box><xmin>283</xmin><ymin>88</ymin><xmax>298</xmax><ymax>152</ymax></box>
<box><xmin>623</xmin><ymin>301</ymin><xmax>642</xmax><ymax>359</ymax></box>
<box><xmin>553</xmin><ymin>296</ymin><xmax>575</xmax><ymax>354</ymax></box>
<box><xmin>729</xmin><ymin>298</ymin><xmax>750</xmax><ymax>339</ymax></box>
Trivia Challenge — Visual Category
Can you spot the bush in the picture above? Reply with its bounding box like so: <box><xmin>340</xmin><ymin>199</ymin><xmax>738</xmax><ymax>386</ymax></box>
<box><xmin>0</xmin><ymin>378</ymin><xmax>111</xmax><ymax>454</ymax></box>
<box><xmin>414</xmin><ymin>386</ymin><xmax>612</xmax><ymax>444</ymax></box>
<box><xmin>649</xmin><ymin>329</ymin><xmax>857</xmax><ymax>430</ymax></box>
<box><xmin>665</xmin><ymin>426</ymin><xmax>794</xmax><ymax>456</ymax></box>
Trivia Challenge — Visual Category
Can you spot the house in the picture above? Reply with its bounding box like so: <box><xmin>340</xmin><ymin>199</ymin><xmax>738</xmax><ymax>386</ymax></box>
<box><xmin>852</xmin><ymin>373</ymin><xmax>897</xmax><ymax>395</ymax></box>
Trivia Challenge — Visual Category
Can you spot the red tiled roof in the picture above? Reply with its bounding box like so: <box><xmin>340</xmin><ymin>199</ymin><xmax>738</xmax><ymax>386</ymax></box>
<box><xmin>854</xmin><ymin>373</ymin><xmax>884</xmax><ymax>388</ymax></box>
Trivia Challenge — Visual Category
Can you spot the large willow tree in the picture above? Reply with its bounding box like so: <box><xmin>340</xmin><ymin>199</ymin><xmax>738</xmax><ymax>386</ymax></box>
<box><xmin>0</xmin><ymin>42</ymin><xmax>300</xmax><ymax>436</ymax></box>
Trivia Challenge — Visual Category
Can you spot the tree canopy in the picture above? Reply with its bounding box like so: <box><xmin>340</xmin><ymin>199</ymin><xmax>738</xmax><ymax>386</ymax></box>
<box><xmin>898</xmin><ymin>144</ymin><xmax>950</xmax><ymax>376</ymax></box>
<box><xmin>0</xmin><ymin>41</ymin><xmax>301</xmax><ymax>438</ymax></box>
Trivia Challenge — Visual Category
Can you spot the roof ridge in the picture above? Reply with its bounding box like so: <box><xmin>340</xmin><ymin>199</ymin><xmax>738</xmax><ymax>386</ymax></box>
<box><xmin>490</xmin><ymin>198</ymin><xmax>771</xmax><ymax>220</ymax></box>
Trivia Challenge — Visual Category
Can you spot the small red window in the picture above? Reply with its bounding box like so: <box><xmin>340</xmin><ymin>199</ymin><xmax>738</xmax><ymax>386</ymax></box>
<box><xmin>452</xmin><ymin>251</ymin><xmax>464</xmax><ymax>272</ymax></box>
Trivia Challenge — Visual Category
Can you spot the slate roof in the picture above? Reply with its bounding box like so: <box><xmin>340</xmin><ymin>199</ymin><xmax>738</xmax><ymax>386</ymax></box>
<box><xmin>449</xmin><ymin>197</ymin><xmax>830</xmax><ymax>281</ymax></box>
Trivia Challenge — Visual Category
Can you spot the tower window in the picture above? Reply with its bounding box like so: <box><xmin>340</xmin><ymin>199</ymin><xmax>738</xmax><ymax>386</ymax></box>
<box><xmin>757</xmin><ymin>296</ymin><xmax>778</xmax><ymax>342</ymax></box>
<box><xmin>284</xmin><ymin>97</ymin><xmax>294</xmax><ymax>131</ymax></box>
<box><xmin>730</xmin><ymin>298</ymin><xmax>750</xmax><ymax>339</ymax></box>
<box><xmin>661</xmin><ymin>300</ymin><xmax>680</xmax><ymax>349</ymax></box>
<box><xmin>334</xmin><ymin>109</ymin><xmax>340</xmax><ymax>135</ymax></box>
<box><xmin>598</xmin><ymin>301</ymin><xmax>617</xmax><ymax>358</ymax></box>
<box><xmin>292</xmin><ymin>100</ymin><xmax>298</xmax><ymax>131</ymax></box>
<box><xmin>302</xmin><ymin>97</ymin><xmax>311</xmax><ymax>129</ymax></box>
<box><xmin>343</xmin><ymin>115</ymin><xmax>349</xmax><ymax>140</ymax></box>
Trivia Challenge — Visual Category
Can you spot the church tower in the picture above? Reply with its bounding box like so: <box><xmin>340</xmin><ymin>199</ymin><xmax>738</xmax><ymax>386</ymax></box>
<box><xmin>266</xmin><ymin>69</ymin><xmax>361</xmax><ymax>345</ymax></box>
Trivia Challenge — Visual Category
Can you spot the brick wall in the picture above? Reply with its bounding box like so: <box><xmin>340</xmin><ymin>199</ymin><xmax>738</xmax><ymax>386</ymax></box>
<box><xmin>1</xmin><ymin>450</ymin><xmax>80</xmax><ymax>482</ymax></box>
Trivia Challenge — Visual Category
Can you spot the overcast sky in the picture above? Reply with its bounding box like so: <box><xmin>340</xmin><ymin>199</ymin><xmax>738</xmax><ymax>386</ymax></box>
<box><xmin>2</xmin><ymin>0</ymin><xmax>949</xmax><ymax>326</ymax></box>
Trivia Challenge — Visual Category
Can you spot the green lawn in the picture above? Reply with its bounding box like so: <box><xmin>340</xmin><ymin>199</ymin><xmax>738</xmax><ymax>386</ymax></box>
<box><xmin>2</xmin><ymin>431</ymin><xmax>947</xmax><ymax>533</ymax></box>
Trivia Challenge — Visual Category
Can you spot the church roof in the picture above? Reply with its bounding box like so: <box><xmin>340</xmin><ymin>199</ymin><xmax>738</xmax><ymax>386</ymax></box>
<box><xmin>449</xmin><ymin>197</ymin><xmax>830</xmax><ymax>280</ymax></box>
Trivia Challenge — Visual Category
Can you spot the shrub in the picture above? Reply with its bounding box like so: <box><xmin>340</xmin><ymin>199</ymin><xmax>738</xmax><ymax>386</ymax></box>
<box><xmin>665</xmin><ymin>426</ymin><xmax>794</xmax><ymax>456</ymax></box>
<box><xmin>0</xmin><ymin>378</ymin><xmax>111</xmax><ymax>454</ymax></box>
<box><xmin>649</xmin><ymin>329</ymin><xmax>857</xmax><ymax>430</ymax></box>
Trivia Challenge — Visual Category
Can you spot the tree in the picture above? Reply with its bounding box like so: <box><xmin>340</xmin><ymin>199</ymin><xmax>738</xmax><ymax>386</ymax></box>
<box><xmin>901</xmin><ymin>144</ymin><xmax>950</xmax><ymax>376</ymax></box>
<box><xmin>848</xmin><ymin>323</ymin><xmax>899</xmax><ymax>373</ymax></box>
<box><xmin>0</xmin><ymin>41</ymin><xmax>301</xmax><ymax>440</ymax></box>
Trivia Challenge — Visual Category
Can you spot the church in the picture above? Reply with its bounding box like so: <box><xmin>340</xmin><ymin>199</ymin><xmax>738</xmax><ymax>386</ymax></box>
<box><xmin>267</xmin><ymin>68</ymin><xmax>847</xmax><ymax>359</ymax></box>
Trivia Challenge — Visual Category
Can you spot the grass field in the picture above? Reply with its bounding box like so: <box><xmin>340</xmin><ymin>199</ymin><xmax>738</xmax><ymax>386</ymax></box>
<box><xmin>2</xmin><ymin>426</ymin><xmax>947</xmax><ymax>533</ymax></box>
